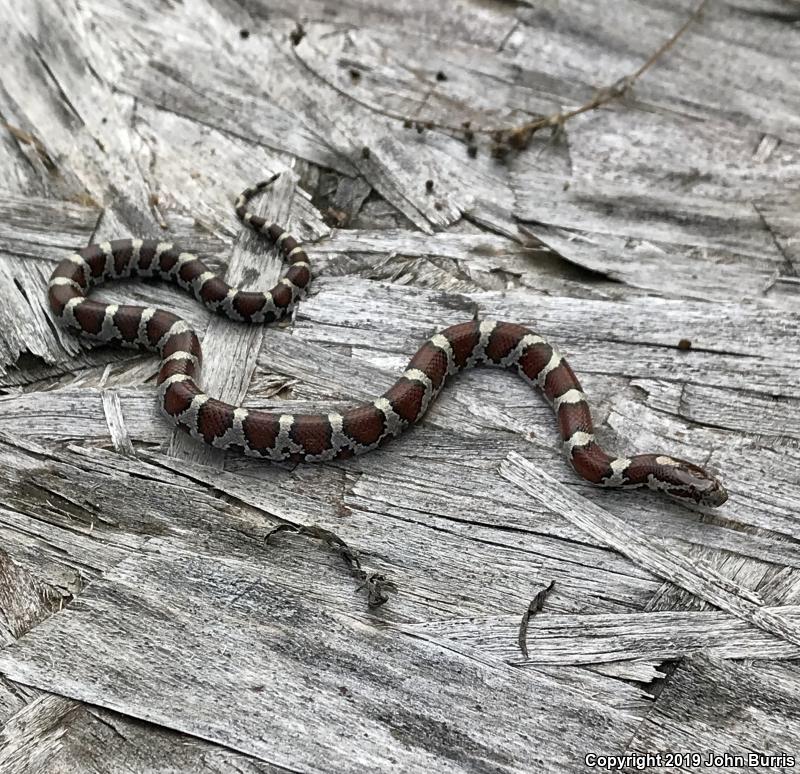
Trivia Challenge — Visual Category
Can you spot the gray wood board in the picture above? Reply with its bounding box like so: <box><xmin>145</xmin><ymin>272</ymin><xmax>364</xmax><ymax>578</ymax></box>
<box><xmin>1</xmin><ymin>0</ymin><xmax>799</xmax><ymax>770</ymax></box>
<box><xmin>0</xmin><ymin>543</ymin><xmax>642</xmax><ymax>774</ymax></box>
<box><xmin>624</xmin><ymin>652</ymin><xmax>800</xmax><ymax>773</ymax></box>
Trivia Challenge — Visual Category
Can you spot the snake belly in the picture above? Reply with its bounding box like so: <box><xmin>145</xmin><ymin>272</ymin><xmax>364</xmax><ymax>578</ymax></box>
<box><xmin>47</xmin><ymin>178</ymin><xmax>727</xmax><ymax>508</ymax></box>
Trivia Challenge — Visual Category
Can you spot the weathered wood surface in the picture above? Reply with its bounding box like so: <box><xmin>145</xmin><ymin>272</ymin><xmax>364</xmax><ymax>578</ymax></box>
<box><xmin>0</xmin><ymin>0</ymin><xmax>798</xmax><ymax>771</ymax></box>
<box><xmin>624</xmin><ymin>653</ymin><xmax>800</xmax><ymax>772</ymax></box>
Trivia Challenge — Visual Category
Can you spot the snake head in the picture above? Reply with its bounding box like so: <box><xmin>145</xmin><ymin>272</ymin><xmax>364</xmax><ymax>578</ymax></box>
<box><xmin>656</xmin><ymin>456</ymin><xmax>728</xmax><ymax>507</ymax></box>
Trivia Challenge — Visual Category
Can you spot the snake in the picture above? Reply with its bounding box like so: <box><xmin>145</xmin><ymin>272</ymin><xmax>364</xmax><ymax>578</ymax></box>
<box><xmin>47</xmin><ymin>176</ymin><xmax>727</xmax><ymax>508</ymax></box>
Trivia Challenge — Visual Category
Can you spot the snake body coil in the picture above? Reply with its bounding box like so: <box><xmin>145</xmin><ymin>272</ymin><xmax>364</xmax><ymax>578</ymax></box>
<box><xmin>47</xmin><ymin>177</ymin><xmax>727</xmax><ymax>508</ymax></box>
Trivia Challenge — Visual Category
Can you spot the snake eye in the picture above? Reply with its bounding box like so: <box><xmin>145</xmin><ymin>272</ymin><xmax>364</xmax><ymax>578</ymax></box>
<box><xmin>692</xmin><ymin>477</ymin><xmax>728</xmax><ymax>507</ymax></box>
<box><xmin>670</xmin><ymin>461</ymin><xmax>728</xmax><ymax>507</ymax></box>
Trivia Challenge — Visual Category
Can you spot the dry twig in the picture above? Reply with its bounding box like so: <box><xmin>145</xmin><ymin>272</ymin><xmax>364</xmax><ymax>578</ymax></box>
<box><xmin>294</xmin><ymin>0</ymin><xmax>708</xmax><ymax>158</ymax></box>
<box><xmin>265</xmin><ymin>523</ymin><xmax>397</xmax><ymax>607</ymax></box>
<box><xmin>2</xmin><ymin>121</ymin><xmax>58</xmax><ymax>171</ymax></box>
<box><xmin>517</xmin><ymin>580</ymin><xmax>556</xmax><ymax>660</ymax></box>
<box><xmin>489</xmin><ymin>0</ymin><xmax>710</xmax><ymax>154</ymax></box>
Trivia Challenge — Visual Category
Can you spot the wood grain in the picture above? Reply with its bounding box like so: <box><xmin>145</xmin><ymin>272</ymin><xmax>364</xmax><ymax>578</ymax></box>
<box><xmin>0</xmin><ymin>0</ymin><xmax>798</xmax><ymax>769</ymax></box>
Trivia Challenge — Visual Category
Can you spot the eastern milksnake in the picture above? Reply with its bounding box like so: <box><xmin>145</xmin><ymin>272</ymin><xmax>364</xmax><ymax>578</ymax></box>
<box><xmin>47</xmin><ymin>176</ymin><xmax>727</xmax><ymax>508</ymax></box>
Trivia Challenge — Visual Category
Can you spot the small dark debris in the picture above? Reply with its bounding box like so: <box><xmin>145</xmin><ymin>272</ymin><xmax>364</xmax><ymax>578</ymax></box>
<box><xmin>464</xmin><ymin>129</ymin><xmax>474</xmax><ymax>142</ymax></box>
<box><xmin>507</xmin><ymin>126</ymin><xmax>533</xmax><ymax>150</ymax></box>
<box><xmin>678</xmin><ymin>338</ymin><xmax>692</xmax><ymax>350</ymax></box>
<box><xmin>436</xmin><ymin>71</ymin><xmax>447</xmax><ymax>81</ymax></box>
<box><xmin>434</xmin><ymin>201</ymin><xmax>443</xmax><ymax>211</ymax></box>
<box><xmin>425</xmin><ymin>179</ymin><xmax>434</xmax><ymax>192</ymax></box>
<box><xmin>324</xmin><ymin>206</ymin><xmax>350</xmax><ymax>227</ymax></box>
<box><xmin>467</xmin><ymin>144</ymin><xmax>478</xmax><ymax>158</ymax></box>
<box><xmin>265</xmin><ymin>523</ymin><xmax>396</xmax><ymax>608</ymax></box>
<box><xmin>518</xmin><ymin>580</ymin><xmax>556</xmax><ymax>660</ymax></box>
<box><xmin>324</xmin><ymin>206</ymin><xmax>349</xmax><ymax>227</ymax></box>
<box><xmin>462</xmin><ymin>120</ymin><xmax>471</xmax><ymax>129</ymax></box>
<box><xmin>491</xmin><ymin>142</ymin><xmax>510</xmax><ymax>161</ymax></box>
<box><xmin>349</xmin><ymin>68</ymin><xmax>361</xmax><ymax>82</ymax></box>
<box><xmin>357</xmin><ymin>573</ymin><xmax>398</xmax><ymax>608</ymax></box>
<box><xmin>239</xmin><ymin>28</ymin><xmax>250</xmax><ymax>39</ymax></box>
<box><xmin>289</xmin><ymin>22</ymin><xmax>305</xmax><ymax>46</ymax></box>
<box><xmin>403</xmin><ymin>119</ymin><xmax>413</xmax><ymax>128</ymax></box>
<box><xmin>361</xmin><ymin>146</ymin><xmax>371</xmax><ymax>159</ymax></box>
<box><xmin>415</xmin><ymin>122</ymin><xmax>425</xmax><ymax>134</ymax></box>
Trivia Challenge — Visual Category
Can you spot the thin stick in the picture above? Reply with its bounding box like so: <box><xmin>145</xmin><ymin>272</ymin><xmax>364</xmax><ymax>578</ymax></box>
<box><xmin>294</xmin><ymin>0</ymin><xmax>709</xmax><ymax>151</ymax></box>
<box><xmin>518</xmin><ymin>580</ymin><xmax>556</xmax><ymax>660</ymax></box>
<box><xmin>492</xmin><ymin>0</ymin><xmax>710</xmax><ymax>149</ymax></box>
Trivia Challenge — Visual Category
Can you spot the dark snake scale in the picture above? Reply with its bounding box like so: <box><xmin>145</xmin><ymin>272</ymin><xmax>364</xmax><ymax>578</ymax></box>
<box><xmin>47</xmin><ymin>176</ymin><xmax>728</xmax><ymax>508</ymax></box>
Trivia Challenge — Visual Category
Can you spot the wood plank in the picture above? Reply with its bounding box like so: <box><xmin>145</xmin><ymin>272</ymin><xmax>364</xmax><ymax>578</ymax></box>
<box><xmin>0</xmin><ymin>694</ymin><xmax>81</xmax><ymax>774</ymax></box>
<box><xmin>399</xmin><ymin>606</ymin><xmax>800</xmax><ymax>677</ymax></box>
<box><xmin>0</xmin><ymin>544</ymin><xmax>641</xmax><ymax>773</ymax></box>
<box><xmin>1</xmin><ymin>0</ymin><xmax>799</xmax><ymax>766</ymax></box>
<box><xmin>624</xmin><ymin>653</ymin><xmax>800</xmax><ymax>772</ymax></box>
<box><xmin>500</xmin><ymin>452</ymin><xmax>800</xmax><ymax>647</ymax></box>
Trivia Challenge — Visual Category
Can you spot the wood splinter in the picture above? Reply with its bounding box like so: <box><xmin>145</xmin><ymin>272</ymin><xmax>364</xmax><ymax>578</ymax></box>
<box><xmin>517</xmin><ymin>580</ymin><xmax>556</xmax><ymax>660</ymax></box>
<box><xmin>265</xmin><ymin>523</ymin><xmax>397</xmax><ymax>607</ymax></box>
